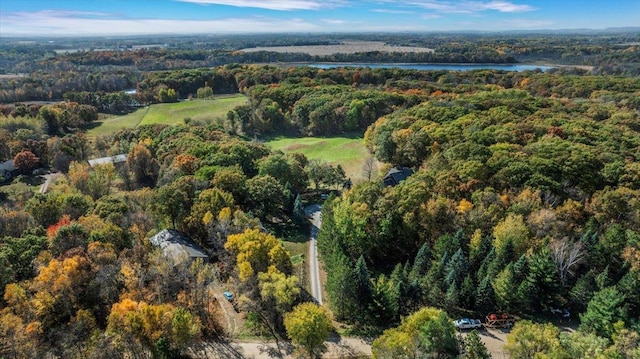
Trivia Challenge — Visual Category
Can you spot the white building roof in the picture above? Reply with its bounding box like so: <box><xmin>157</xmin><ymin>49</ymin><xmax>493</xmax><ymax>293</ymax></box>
<box><xmin>149</xmin><ymin>229</ymin><xmax>208</xmax><ymax>261</ymax></box>
<box><xmin>88</xmin><ymin>154</ymin><xmax>128</xmax><ymax>167</ymax></box>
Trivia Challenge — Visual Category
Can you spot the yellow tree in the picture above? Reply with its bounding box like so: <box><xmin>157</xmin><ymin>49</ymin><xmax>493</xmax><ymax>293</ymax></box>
<box><xmin>107</xmin><ymin>299</ymin><xmax>201</xmax><ymax>355</ymax></box>
<box><xmin>225</xmin><ymin>228</ymin><xmax>292</xmax><ymax>281</ymax></box>
<box><xmin>30</xmin><ymin>255</ymin><xmax>92</xmax><ymax>328</ymax></box>
<box><xmin>284</xmin><ymin>303</ymin><xmax>333</xmax><ymax>358</ymax></box>
<box><xmin>372</xmin><ymin>307</ymin><xmax>457</xmax><ymax>359</ymax></box>
<box><xmin>68</xmin><ymin>161</ymin><xmax>91</xmax><ymax>194</ymax></box>
<box><xmin>493</xmin><ymin>213</ymin><xmax>531</xmax><ymax>257</ymax></box>
<box><xmin>505</xmin><ymin>320</ymin><xmax>563</xmax><ymax>358</ymax></box>
<box><xmin>258</xmin><ymin>266</ymin><xmax>300</xmax><ymax>313</ymax></box>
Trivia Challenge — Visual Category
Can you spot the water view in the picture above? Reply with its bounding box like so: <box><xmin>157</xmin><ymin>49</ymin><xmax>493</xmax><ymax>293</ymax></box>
<box><xmin>305</xmin><ymin>63</ymin><xmax>553</xmax><ymax>71</ymax></box>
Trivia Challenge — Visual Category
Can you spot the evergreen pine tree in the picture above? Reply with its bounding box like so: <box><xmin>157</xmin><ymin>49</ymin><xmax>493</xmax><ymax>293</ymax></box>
<box><xmin>353</xmin><ymin>255</ymin><xmax>373</xmax><ymax>324</ymax></box>
<box><xmin>460</xmin><ymin>275</ymin><xmax>475</xmax><ymax>309</ymax></box>
<box><xmin>465</xmin><ymin>330</ymin><xmax>491</xmax><ymax>359</ymax></box>
<box><xmin>445</xmin><ymin>248</ymin><xmax>468</xmax><ymax>288</ymax></box>
<box><xmin>445</xmin><ymin>282</ymin><xmax>459</xmax><ymax>311</ymax></box>
<box><xmin>391</xmin><ymin>263</ymin><xmax>409</xmax><ymax>317</ymax></box>
<box><xmin>475</xmin><ymin>275</ymin><xmax>496</xmax><ymax>312</ymax></box>
<box><xmin>411</xmin><ymin>242</ymin><xmax>432</xmax><ymax>280</ymax></box>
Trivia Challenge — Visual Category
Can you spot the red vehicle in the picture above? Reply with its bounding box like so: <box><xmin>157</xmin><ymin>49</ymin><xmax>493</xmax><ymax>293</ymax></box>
<box><xmin>484</xmin><ymin>313</ymin><xmax>516</xmax><ymax>328</ymax></box>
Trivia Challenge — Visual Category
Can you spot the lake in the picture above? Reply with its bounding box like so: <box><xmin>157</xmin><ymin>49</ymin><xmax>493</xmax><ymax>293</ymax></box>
<box><xmin>304</xmin><ymin>63</ymin><xmax>553</xmax><ymax>72</ymax></box>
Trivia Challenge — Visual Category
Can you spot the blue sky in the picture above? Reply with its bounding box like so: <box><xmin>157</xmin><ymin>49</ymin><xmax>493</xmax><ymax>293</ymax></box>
<box><xmin>1</xmin><ymin>0</ymin><xmax>638</xmax><ymax>36</ymax></box>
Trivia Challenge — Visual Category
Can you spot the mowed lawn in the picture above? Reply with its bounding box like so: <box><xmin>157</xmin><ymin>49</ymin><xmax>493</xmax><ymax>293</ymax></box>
<box><xmin>87</xmin><ymin>94</ymin><xmax>247</xmax><ymax>137</ymax></box>
<box><xmin>265</xmin><ymin>136</ymin><xmax>373</xmax><ymax>181</ymax></box>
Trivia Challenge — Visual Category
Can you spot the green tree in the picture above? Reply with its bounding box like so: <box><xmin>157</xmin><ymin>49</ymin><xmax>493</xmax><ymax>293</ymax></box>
<box><xmin>324</xmin><ymin>251</ymin><xmax>356</xmax><ymax>322</ymax></box>
<box><xmin>353</xmin><ymin>255</ymin><xmax>373</xmax><ymax>324</ymax></box>
<box><xmin>26</xmin><ymin>193</ymin><xmax>63</xmax><ymax>228</ymax></box>
<box><xmin>493</xmin><ymin>213</ymin><xmax>530</xmax><ymax>257</ymax></box>
<box><xmin>284</xmin><ymin>303</ymin><xmax>333</xmax><ymax>358</ymax></box>
<box><xmin>372</xmin><ymin>307</ymin><xmax>458</xmax><ymax>359</ymax></box>
<box><xmin>171</xmin><ymin>307</ymin><xmax>201</xmax><ymax>350</ymax></box>
<box><xmin>196</xmin><ymin>86</ymin><xmax>214</xmax><ymax>99</ymax></box>
<box><xmin>505</xmin><ymin>320</ymin><xmax>562</xmax><ymax>359</ymax></box>
<box><xmin>580</xmin><ymin>286</ymin><xmax>627</xmax><ymax>339</ymax></box>
<box><xmin>526</xmin><ymin>247</ymin><xmax>560</xmax><ymax>311</ymax></box>
<box><xmin>464</xmin><ymin>330</ymin><xmax>491</xmax><ymax>359</ymax></box>
<box><xmin>410</xmin><ymin>242</ymin><xmax>432</xmax><ymax>280</ymax></box>
<box><xmin>153</xmin><ymin>185</ymin><xmax>190</xmax><ymax>229</ymax></box>
<box><xmin>419</xmin><ymin>311</ymin><xmax>459</xmax><ymax>357</ymax></box>
<box><xmin>246</xmin><ymin>174</ymin><xmax>288</xmax><ymax>219</ymax></box>
<box><xmin>559</xmin><ymin>331</ymin><xmax>608</xmax><ymax>359</ymax></box>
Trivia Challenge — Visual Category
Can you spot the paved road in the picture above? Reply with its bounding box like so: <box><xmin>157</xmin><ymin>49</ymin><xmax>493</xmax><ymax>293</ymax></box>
<box><xmin>305</xmin><ymin>204</ymin><xmax>323</xmax><ymax>305</ymax></box>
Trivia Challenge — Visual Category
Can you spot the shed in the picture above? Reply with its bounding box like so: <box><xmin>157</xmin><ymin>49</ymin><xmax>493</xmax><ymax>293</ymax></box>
<box><xmin>383</xmin><ymin>166</ymin><xmax>414</xmax><ymax>187</ymax></box>
<box><xmin>149</xmin><ymin>229</ymin><xmax>208</xmax><ymax>261</ymax></box>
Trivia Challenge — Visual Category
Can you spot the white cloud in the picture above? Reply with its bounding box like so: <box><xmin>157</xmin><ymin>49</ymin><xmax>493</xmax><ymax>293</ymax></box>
<box><xmin>381</xmin><ymin>0</ymin><xmax>535</xmax><ymax>14</ymax></box>
<box><xmin>174</xmin><ymin>0</ymin><xmax>345</xmax><ymax>11</ymax></box>
<box><xmin>0</xmin><ymin>10</ymin><xmax>320</xmax><ymax>36</ymax></box>
<box><xmin>421</xmin><ymin>13</ymin><xmax>442</xmax><ymax>19</ymax></box>
<box><xmin>371</xmin><ymin>9</ymin><xmax>415</xmax><ymax>14</ymax></box>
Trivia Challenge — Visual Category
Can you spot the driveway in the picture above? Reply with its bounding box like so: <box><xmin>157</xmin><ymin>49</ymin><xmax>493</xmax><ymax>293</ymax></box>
<box><xmin>304</xmin><ymin>204</ymin><xmax>323</xmax><ymax>305</ymax></box>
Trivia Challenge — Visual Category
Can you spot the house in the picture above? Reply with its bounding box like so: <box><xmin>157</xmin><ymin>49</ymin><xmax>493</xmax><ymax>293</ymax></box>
<box><xmin>88</xmin><ymin>154</ymin><xmax>128</xmax><ymax>168</ymax></box>
<box><xmin>383</xmin><ymin>166</ymin><xmax>414</xmax><ymax>187</ymax></box>
<box><xmin>0</xmin><ymin>160</ymin><xmax>16</xmax><ymax>182</ymax></box>
<box><xmin>149</xmin><ymin>229</ymin><xmax>208</xmax><ymax>262</ymax></box>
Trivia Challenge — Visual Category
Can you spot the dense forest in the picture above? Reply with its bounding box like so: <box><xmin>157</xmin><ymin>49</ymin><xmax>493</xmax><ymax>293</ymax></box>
<box><xmin>1</xmin><ymin>32</ymin><xmax>640</xmax><ymax>103</ymax></box>
<box><xmin>1</xmin><ymin>32</ymin><xmax>640</xmax><ymax>358</ymax></box>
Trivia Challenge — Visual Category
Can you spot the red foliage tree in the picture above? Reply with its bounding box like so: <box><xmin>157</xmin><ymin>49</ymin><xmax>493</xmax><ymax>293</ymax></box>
<box><xmin>47</xmin><ymin>215</ymin><xmax>72</xmax><ymax>240</ymax></box>
<box><xmin>13</xmin><ymin>150</ymin><xmax>40</xmax><ymax>174</ymax></box>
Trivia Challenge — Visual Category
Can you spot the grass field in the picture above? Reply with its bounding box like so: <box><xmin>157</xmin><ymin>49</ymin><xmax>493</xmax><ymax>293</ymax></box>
<box><xmin>265</xmin><ymin>135</ymin><xmax>375</xmax><ymax>182</ymax></box>
<box><xmin>86</xmin><ymin>94</ymin><xmax>247</xmax><ymax>137</ymax></box>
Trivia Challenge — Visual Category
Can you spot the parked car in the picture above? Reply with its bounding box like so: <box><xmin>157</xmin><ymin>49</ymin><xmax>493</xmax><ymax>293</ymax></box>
<box><xmin>453</xmin><ymin>318</ymin><xmax>483</xmax><ymax>330</ymax></box>
<box><xmin>223</xmin><ymin>291</ymin><xmax>233</xmax><ymax>302</ymax></box>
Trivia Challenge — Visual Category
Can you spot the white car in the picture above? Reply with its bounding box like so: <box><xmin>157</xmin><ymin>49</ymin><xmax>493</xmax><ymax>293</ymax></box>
<box><xmin>454</xmin><ymin>318</ymin><xmax>483</xmax><ymax>330</ymax></box>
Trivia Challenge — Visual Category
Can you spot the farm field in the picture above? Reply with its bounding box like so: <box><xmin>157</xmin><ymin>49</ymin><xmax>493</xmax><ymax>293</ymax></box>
<box><xmin>265</xmin><ymin>136</ymin><xmax>375</xmax><ymax>182</ymax></box>
<box><xmin>240</xmin><ymin>40</ymin><xmax>434</xmax><ymax>56</ymax></box>
<box><xmin>86</xmin><ymin>94</ymin><xmax>247</xmax><ymax>137</ymax></box>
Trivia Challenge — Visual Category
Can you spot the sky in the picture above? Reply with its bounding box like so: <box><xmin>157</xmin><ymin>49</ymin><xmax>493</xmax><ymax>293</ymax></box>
<box><xmin>0</xmin><ymin>0</ymin><xmax>639</xmax><ymax>37</ymax></box>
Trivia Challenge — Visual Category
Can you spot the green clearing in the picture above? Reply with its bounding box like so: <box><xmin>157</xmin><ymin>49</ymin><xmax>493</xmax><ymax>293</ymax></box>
<box><xmin>265</xmin><ymin>136</ymin><xmax>373</xmax><ymax>181</ymax></box>
<box><xmin>86</xmin><ymin>94</ymin><xmax>247</xmax><ymax>137</ymax></box>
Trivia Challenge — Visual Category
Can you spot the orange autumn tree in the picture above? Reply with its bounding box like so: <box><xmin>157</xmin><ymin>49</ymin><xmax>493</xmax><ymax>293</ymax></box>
<box><xmin>46</xmin><ymin>215</ymin><xmax>72</xmax><ymax>240</ymax></box>
<box><xmin>107</xmin><ymin>299</ymin><xmax>201</xmax><ymax>355</ymax></box>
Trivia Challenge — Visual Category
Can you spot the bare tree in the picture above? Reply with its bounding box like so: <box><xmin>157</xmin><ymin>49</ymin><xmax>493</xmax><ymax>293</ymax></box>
<box><xmin>361</xmin><ymin>156</ymin><xmax>378</xmax><ymax>181</ymax></box>
<box><xmin>549</xmin><ymin>238</ymin><xmax>585</xmax><ymax>287</ymax></box>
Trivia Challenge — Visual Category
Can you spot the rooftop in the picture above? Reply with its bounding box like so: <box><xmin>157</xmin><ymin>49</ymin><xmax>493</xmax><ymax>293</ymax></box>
<box><xmin>88</xmin><ymin>154</ymin><xmax>128</xmax><ymax>167</ymax></box>
<box><xmin>149</xmin><ymin>229</ymin><xmax>208</xmax><ymax>261</ymax></box>
<box><xmin>383</xmin><ymin>166</ymin><xmax>414</xmax><ymax>187</ymax></box>
<box><xmin>0</xmin><ymin>160</ymin><xmax>15</xmax><ymax>172</ymax></box>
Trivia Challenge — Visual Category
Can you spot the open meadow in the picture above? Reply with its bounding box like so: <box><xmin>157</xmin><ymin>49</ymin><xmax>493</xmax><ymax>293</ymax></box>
<box><xmin>86</xmin><ymin>94</ymin><xmax>247</xmax><ymax>137</ymax></box>
<box><xmin>265</xmin><ymin>136</ymin><xmax>375</xmax><ymax>182</ymax></box>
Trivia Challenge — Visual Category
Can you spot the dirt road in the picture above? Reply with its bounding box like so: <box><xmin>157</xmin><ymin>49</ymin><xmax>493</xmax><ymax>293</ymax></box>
<box><xmin>192</xmin><ymin>336</ymin><xmax>371</xmax><ymax>358</ymax></box>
